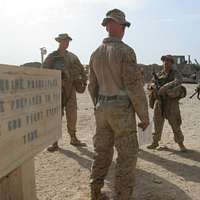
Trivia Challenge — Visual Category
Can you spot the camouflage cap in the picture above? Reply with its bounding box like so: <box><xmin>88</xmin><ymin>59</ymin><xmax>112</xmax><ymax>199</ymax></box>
<box><xmin>161</xmin><ymin>55</ymin><xmax>174</xmax><ymax>64</ymax></box>
<box><xmin>55</xmin><ymin>33</ymin><xmax>72</xmax><ymax>42</ymax></box>
<box><xmin>101</xmin><ymin>9</ymin><xmax>131</xmax><ymax>27</ymax></box>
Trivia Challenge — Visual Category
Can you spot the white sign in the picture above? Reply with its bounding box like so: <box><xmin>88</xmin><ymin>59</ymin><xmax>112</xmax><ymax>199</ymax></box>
<box><xmin>138</xmin><ymin>121</ymin><xmax>153</xmax><ymax>146</ymax></box>
<box><xmin>0</xmin><ymin>64</ymin><xmax>62</xmax><ymax>178</ymax></box>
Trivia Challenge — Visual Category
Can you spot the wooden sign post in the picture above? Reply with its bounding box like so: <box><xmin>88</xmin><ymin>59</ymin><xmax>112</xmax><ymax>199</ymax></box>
<box><xmin>0</xmin><ymin>64</ymin><xmax>62</xmax><ymax>200</ymax></box>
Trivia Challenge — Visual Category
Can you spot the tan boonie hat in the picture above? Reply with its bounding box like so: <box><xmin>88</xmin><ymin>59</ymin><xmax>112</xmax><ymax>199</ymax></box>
<box><xmin>161</xmin><ymin>55</ymin><xmax>174</xmax><ymax>64</ymax></box>
<box><xmin>102</xmin><ymin>8</ymin><xmax>131</xmax><ymax>27</ymax></box>
<box><xmin>55</xmin><ymin>33</ymin><xmax>72</xmax><ymax>42</ymax></box>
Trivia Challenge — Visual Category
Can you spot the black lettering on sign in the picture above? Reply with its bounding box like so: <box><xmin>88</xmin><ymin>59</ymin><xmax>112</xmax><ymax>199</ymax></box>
<box><xmin>31</xmin><ymin>80</ymin><xmax>35</xmax><ymax>88</ymax></box>
<box><xmin>11</xmin><ymin>97</ymin><xmax>40</xmax><ymax>110</ymax></box>
<box><xmin>46</xmin><ymin>105</ymin><xmax>59</xmax><ymax>118</ymax></box>
<box><xmin>27</xmin><ymin>80</ymin><xmax>31</xmax><ymax>89</ymax></box>
<box><xmin>45</xmin><ymin>94</ymin><xmax>51</xmax><ymax>103</ymax></box>
<box><xmin>0</xmin><ymin>80</ymin><xmax>4</xmax><ymax>91</ymax></box>
<box><xmin>0</xmin><ymin>80</ymin><xmax>10</xmax><ymax>91</ymax></box>
<box><xmin>23</xmin><ymin>130</ymin><xmax>38</xmax><ymax>144</ymax></box>
<box><xmin>0</xmin><ymin>101</ymin><xmax>5</xmax><ymax>112</ymax></box>
<box><xmin>26</xmin><ymin>111</ymin><xmax>44</xmax><ymax>125</ymax></box>
<box><xmin>8</xmin><ymin>118</ymin><xmax>21</xmax><ymax>131</ymax></box>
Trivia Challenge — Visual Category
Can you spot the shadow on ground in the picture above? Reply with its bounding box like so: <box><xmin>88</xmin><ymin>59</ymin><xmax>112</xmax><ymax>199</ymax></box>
<box><xmin>157</xmin><ymin>147</ymin><xmax>200</xmax><ymax>163</ymax></box>
<box><xmin>59</xmin><ymin>148</ymin><xmax>92</xmax><ymax>170</ymax></box>
<box><xmin>59</xmin><ymin>147</ymin><xmax>193</xmax><ymax>200</ymax></box>
<box><xmin>139</xmin><ymin>149</ymin><xmax>200</xmax><ymax>183</ymax></box>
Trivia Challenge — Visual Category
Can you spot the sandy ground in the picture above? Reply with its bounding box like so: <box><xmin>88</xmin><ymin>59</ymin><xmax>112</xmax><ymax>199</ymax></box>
<box><xmin>35</xmin><ymin>84</ymin><xmax>200</xmax><ymax>200</ymax></box>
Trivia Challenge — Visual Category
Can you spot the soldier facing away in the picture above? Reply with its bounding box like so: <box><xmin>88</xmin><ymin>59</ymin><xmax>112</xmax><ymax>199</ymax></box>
<box><xmin>88</xmin><ymin>9</ymin><xmax>149</xmax><ymax>200</ymax></box>
<box><xmin>147</xmin><ymin>55</ymin><xmax>187</xmax><ymax>152</ymax></box>
<box><xmin>43</xmin><ymin>33</ymin><xmax>87</xmax><ymax>151</ymax></box>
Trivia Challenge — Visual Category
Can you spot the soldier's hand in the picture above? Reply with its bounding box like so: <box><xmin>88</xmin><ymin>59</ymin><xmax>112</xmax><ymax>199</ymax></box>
<box><xmin>61</xmin><ymin>80</ymin><xmax>65</xmax><ymax>87</ymax></box>
<box><xmin>138</xmin><ymin>121</ymin><xmax>149</xmax><ymax>131</ymax></box>
<box><xmin>147</xmin><ymin>83</ymin><xmax>155</xmax><ymax>90</ymax></box>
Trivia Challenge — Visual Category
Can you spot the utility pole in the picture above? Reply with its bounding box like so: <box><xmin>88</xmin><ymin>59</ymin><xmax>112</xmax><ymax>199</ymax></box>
<box><xmin>40</xmin><ymin>47</ymin><xmax>47</xmax><ymax>67</ymax></box>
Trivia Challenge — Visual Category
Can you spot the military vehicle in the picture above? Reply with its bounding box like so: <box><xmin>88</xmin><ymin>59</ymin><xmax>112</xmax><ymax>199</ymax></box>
<box><xmin>172</xmin><ymin>55</ymin><xmax>200</xmax><ymax>83</ymax></box>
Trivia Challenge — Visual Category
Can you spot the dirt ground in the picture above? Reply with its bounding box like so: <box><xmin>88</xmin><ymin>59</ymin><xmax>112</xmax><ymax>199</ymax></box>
<box><xmin>35</xmin><ymin>84</ymin><xmax>200</xmax><ymax>200</ymax></box>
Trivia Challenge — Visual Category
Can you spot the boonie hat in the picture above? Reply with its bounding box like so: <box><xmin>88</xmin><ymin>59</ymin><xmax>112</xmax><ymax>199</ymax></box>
<box><xmin>161</xmin><ymin>55</ymin><xmax>174</xmax><ymax>64</ymax></box>
<box><xmin>55</xmin><ymin>33</ymin><xmax>72</xmax><ymax>42</ymax></box>
<box><xmin>101</xmin><ymin>8</ymin><xmax>131</xmax><ymax>27</ymax></box>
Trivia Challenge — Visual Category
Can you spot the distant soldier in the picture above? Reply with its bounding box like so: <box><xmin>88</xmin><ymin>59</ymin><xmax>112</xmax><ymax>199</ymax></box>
<box><xmin>147</xmin><ymin>55</ymin><xmax>187</xmax><ymax>152</ymax></box>
<box><xmin>43</xmin><ymin>33</ymin><xmax>87</xmax><ymax>151</ymax></box>
<box><xmin>88</xmin><ymin>9</ymin><xmax>149</xmax><ymax>200</ymax></box>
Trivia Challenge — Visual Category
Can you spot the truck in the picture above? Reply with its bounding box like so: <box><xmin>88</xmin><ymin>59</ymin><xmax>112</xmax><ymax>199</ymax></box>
<box><xmin>172</xmin><ymin>55</ymin><xmax>200</xmax><ymax>83</ymax></box>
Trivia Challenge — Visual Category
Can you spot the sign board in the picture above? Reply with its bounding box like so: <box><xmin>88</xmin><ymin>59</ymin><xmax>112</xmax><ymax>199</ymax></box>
<box><xmin>0</xmin><ymin>64</ymin><xmax>62</xmax><ymax>178</ymax></box>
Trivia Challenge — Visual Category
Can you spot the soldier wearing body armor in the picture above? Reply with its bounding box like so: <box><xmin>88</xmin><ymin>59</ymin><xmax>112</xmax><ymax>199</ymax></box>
<box><xmin>43</xmin><ymin>33</ymin><xmax>87</xmax><ymax>151</ymax></box>
<box><xmin>147</xmin><ymin>55</ymin><xmax>187</xmax><ymax>152</ymax></box>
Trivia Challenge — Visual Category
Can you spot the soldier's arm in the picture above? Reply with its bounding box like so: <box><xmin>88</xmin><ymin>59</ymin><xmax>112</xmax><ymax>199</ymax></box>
<box><xmin>42</xmin><ymin>54</ymin><xmax>53</xmax><ymax>69</ymax></box>
<box><xmin>162</xmin><ymin>70</ymin><xmax>183</xmax><ymax>90</ymax></box>
<box><xmin>72</xmin><ymin>55</ymin><xmax>87</xmax><ymax>82</ymax></box>
<box><xmin>122</xmin><ymin>48</ymin><xmax>149</xmax><ymax>124</ymax></box>
<box><xmin>88</xmin><ymin>55</ymin><xmax>99</xmax><ymax>106</ymax></box>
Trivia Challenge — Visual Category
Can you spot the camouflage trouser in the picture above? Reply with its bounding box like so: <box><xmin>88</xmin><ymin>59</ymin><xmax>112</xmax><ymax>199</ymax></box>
<box><xmin>62</xmin><ymin>87</ymin><xmax>77</xmax><ymax>135</ymax></box>
<box><xmin>90</xmin><ymin>99</ymin><xmax>138</xmax><ymax>200</ymax></box>
<box><xmin>153</xmin><ymin>99</ymin><xmax>184</xmax><ymax>143</ymax></box>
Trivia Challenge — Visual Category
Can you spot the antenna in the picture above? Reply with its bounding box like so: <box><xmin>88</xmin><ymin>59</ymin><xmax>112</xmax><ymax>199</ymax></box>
<box><xmin>40</xmin><ymin>47</ymin><xmax>47</xmax><ymax>66</ymax></box>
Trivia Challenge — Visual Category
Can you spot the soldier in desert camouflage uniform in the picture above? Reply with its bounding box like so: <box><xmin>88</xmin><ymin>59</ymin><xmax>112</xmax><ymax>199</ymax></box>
<box><xmin>88</xmin><ymin>9</ymin><xmax>149</xmax><ymax>200</ymax></box>
<box><xmin>147</xmin><ymin>55</ymin><xmax>187</xmax><ymax>152</ymax></box>
<box><xmin>43</xmin><ymin>33</ymin><xmax>87</xmax><ymax>151</ymax></box>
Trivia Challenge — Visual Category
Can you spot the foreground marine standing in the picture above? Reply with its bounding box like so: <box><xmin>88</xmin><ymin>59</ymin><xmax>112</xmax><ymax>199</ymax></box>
<box><xmin>43</xmin><ymin>33</ymin><xmax>87</xmax><ymax>151</ymax></box>
<box><xmin>88</xmin><ymin>9</ymin><xmax>149</xmax><ymax>200</ymax></box>
<box><xmin>147</xmin><ymin>55</ymin><xmax>187</xmax><ymax>152</ymax></box>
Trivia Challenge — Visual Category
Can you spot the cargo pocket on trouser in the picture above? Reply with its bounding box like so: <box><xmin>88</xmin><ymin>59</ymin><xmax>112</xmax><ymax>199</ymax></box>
<box><xmin>114</xmin><ymin>132</ymin><xmax>138</xmax><ymax>199</ymax></box>
<box><xmin>91</xmin><ymin>103</ymin><xmax>114</xmax><ymax>191</ymax></box>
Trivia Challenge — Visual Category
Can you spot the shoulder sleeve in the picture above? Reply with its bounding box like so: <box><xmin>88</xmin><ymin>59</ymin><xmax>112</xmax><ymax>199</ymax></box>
<box><xmin>70</xmin><ymin>53</ymin><xmax>87</xmax><ymax>82</ymax></box>
<box><xmin>163</xmin><ymin>69</ymin><xmax>183</xmax><ymax>89</ymax></box>
<box><xmin>42</xmin><ymin>53</ymin><xmax>54</xmax><ymax>69</ymax></box>
<box><xmin>122</xmin><ymin>47</ymin><xmax>149</xmax><ymax>123</ymax></box>
<box><xmin>88</xmin><ymin>53</ymin><xmax>99</xmax><ymax>106</ymax></box>
<box><xmin>173</xmin><ymin>69</ymin><xmax>183</xmax><ymax>84</ymax></box>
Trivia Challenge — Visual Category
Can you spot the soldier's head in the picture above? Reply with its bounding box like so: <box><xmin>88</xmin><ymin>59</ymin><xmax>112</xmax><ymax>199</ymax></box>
<box><xmin>161</xmin><ymin>55</ymin><xmax>174</xmax><ymax>71</ymax></box>
<box><xmin>55</xmin><ymin>33</ymin><xmax>72</xmax><ymax>51</ymax></box>
<box><xmin>101</xmin><ymin>9</ymin><xmax>130</xmax><ymax>40</ymax></box>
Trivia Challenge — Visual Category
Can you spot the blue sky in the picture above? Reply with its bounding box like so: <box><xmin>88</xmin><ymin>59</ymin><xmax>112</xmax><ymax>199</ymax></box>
<box><xmin>0</xmin><ymin>0</ymin><xmax>199</xmax><ymax>65</ymax></box>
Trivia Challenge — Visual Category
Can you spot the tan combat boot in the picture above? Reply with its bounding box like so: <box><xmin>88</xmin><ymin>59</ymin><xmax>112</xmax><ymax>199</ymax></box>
<box><xmin>114</xmin><ymin>187</ymin><xmax>133</xmax><ymax>200</ymax></box>
<box><xmin>47</xmin><ymin>141</ymin><xmax>59</xmax><ymax>152</ymax></box>
<box><xmin>69</xmin><ymin>132</ymin><xmax>86</xmax><ymax>147</ymax></box>
<box><xmin>91</xmin><ymin>193</ymin><xmax>106</xmax><ymax>200</ymax></box>
<box><xmin>178</xmin><ymin>142</ymin><xmax>187</xmax><ymax>152</ymax></box>
<box><xmin>90</xmin><ymin>185</ymin><xmax>101</xmax><ymax>200</ymax></box>
<box><xmin>147</xmin><ymin>141</ymin><xmax>159</xmax><ymax>149</ymax></box>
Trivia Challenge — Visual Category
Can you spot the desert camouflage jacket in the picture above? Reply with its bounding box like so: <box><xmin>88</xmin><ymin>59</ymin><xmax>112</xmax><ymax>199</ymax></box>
<box><xmin>43</xmin><ymin>50</ymin><xmax>87</xmax><ymax>84</ymax></box>
<box><xmin>88</xmin><ymin>37</ymin><xmax>149</xmax><ymax>123</ymax></box>
<box><xmin>155</xmin><ymin>69</ymin><xmax>182</xmax><ymax>88</ymax></box>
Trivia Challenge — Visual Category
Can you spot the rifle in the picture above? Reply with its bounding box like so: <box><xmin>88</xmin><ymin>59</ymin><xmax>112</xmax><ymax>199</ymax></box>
<box><xmin>152</xmin><ymin>69</ymin><xmax>161</xmax><ymax>91</ymax></box>
<box><xmin>152</xmin><ymin>68</ymin><xmax>164</xmax><ymax>114</ymax></box>
<box><xmin>189</xmin><ymin>84</ymin><xmax>200</xmax><ymax>100</ymax></box>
